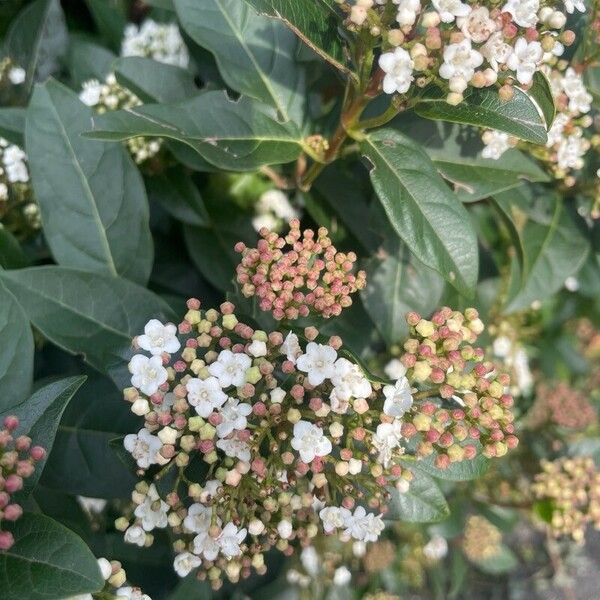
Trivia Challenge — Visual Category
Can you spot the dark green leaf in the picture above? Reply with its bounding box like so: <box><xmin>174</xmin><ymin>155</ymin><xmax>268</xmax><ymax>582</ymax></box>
<box><xmin>0</xmin><ymin>267</ymin><xmax>176</xmax><ymax>379</ymax></box>
<box><xmin>0</xmin><ymin>108</ymin><xmax>26</xmax><ymax>146</ymax></box>
<box><xmin>67</xmin><ymin>35</ymin><xmax>116</xmax><ymax>88</ymax></box>
<box><xmin>3</xmin><ymin>0</ymin><xmax>67</xmax><ymax>93</ymax></box>
<box><xmin>25</xmin><ymin>79</ymin><xmax>153</xmax><ymax>285</ymax></box>
<box><xmin>87</xmin><ymin>91</ymin><xmax>304</xmax><ymax>171</ymax></box>
<box><xmin>0</xmin><ymin>280</ymin><xmax>33</xmax><ymax>411</ymax></box>
<box><xmin>0</xmin><ymin>512</ymin><xmax>104</xmax><ymax>600</ymax></box>
<box><xmin>0</xmin><ymin>377</ymin><xmax>86</xmax><ymax>498</ymax></box>
<box><xmin>84</xmin><ymin>0</ymin><xmax>127</xmax><ymax>51</ymax></box>
<box><xmin>175</xmin><ymin>0</ymin><xmax>305</xmax><ymax>123</ymax></box>
<box><xmin>0</xmin><ymin>226</ymin><xmax>29</xmax><ymax>269</ymax></box>
<box><xmin>529</xmin><ymin>71</ymin><xmax>556</xmax><ymax>128</ymax></box>
<box><xmin>242</xmin><ymin>0</ymin><xmax>347</xmax><ymax>74</ymax></box>
<box><xmin>415</xmin><ymin>86</ymin><xmax>548</xmax><ymax>144</ymax></box>
<box><xmin>361</xmin><ymin>128</ymin><xmax>478</xmax><ymax>296</ymax></box>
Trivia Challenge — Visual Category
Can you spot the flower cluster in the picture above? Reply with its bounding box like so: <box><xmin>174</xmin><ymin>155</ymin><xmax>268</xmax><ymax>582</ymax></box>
<box><xmin>342</xmin><ymin>0</ymin><xmax>577</xmax><ymax>105</ymax></box>
<box><xmin>117</xmin><ymin>298</ymin><xmax>517</xmax><ymax>587</ymax></box>
<box><xmin>251</xmin><ymin>189</ymin><xmax>300</xmax><ymax>233</ymax></box>
<box><xmin>398</xmin><ymin>308</ymin><xmax>518</xmax><ymax>466</ymax></box>
<box><xmin>461</xmin><ymin>514</ymin><xmax>502</xmax><ymax>561</ymax></box>
<box><xmin>235</xmin><ymin>220</ymin><xmax>367</xmax><ymax>320</ymax></box>
<box><xmin>79</xmin><ymin>74</ymin><xmax>162</xmax><ymax>165</ymax></box>
<box><xmin>121</xmin><ymin>19</ymin><xmax>189</xmax><ymax>68</ymax></box>
<box><xmin>0</xmin><ymin>416</ymin><xmax>46</xmax><ymax>550</ymax></box>
<box><xmin>77</xmin><ymin>557</ymin><xmax>152</xmax><ymax>600</ymax></box>
<box><xmin>531</xmin><ymin>457</ymin><xmax>600</xmax><ymax>543</ymax></box>
<box><xmin>527</xmin><ymin>381</ymin><xmax>597</xmax><ymax>430</ymax></box>
<box><xmin>0</xmin><ymin>137</ymin><xmax>40</xmax><ymax>239</ymax></box>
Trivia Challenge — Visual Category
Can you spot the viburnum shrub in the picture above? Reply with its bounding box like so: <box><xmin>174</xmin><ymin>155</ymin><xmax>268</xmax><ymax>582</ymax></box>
<box><xmin>0</xmin><ymin>0</ymin><xmax>599</xmax><ymax>599</ymax></box>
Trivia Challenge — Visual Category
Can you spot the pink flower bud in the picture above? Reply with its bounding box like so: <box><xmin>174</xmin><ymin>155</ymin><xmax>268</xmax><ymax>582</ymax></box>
<box><xmin>3</xmin><ymin>416</ymin><xmax>18</xmax><ymax>432</ymax></box>
<box><xmin>3</xmin><ymin>504</ymin><xmax>22</xmax><ymax>521</ymax></box>
<box><xmin>0</xmin><ymin>531</ymin><xmax>15</xmax><ymax>550</ymax></box>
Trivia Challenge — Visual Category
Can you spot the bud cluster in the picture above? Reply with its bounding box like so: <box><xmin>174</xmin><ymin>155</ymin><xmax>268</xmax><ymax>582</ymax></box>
<box><xmin>461</xmin><ymin>514</ymin><xmax>503</xmax><ymax>561</ymax></box>
<box><xmin>340</xmin><ymin>0</ymin><xmax>577</xmax><ymax>105</ymax></box>
<box><xmin>94</xmin><ymin>556</ymin><xmax>153</xmax><ymax>600</ymax></box>
<box><xmin>398</xmin><ymin>307</ymin><xmax>518</xmax><ymax>467</ymax></box>
<box><xmin>117</xmin><ymin>298</ymin><xmax>517</xmax><ymax>586</ymax></box>
<box><xmin>235</xmin><ymin>220</ymin><xmax>367</xmax><ymax>320</ymax></box>
<box><xmin>531</xmin><ymin>456</ymin><xmax>600</xmax><ymax>543</ymax></box>
<box><xmin>0</xmin><ymin>416</ymin><xmax>46</xmax><ymax>551</ymax></box>
<box><xmin>79</xmin><ymin>74</ymin><xmax>163</xmax><ymax>165</ymax></box>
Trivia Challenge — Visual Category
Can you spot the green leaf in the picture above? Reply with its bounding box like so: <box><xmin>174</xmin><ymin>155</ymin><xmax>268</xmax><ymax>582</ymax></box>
<box><xmin>25</xmin><ymin>79</ymin><xmax>153</xmax><ymax>285</ymax></box>
<box><xmin>361</xmin><ymin>128</ymin><xmax>478</xmax><ymax>296</ymax></box>
<box><xmin>503</xmin><ymin>194</ymin><xmax>590</xmax><ymax>312</ymax></box>
<box><xmin>0</xmin><ymin>280</ymin><xmax>33</xmax><ymax>411</ymax></box>
<box><xmin>414</xmin><ymin>453</ymin><xmax>489</xmax><ymax>481</ymax></box>
<box><xmin>0</xmin><ymin>226</ymin><xmax>29</xmax><ymax>269</ymax></box>
<box><xmin>3</xmin><ymin>0</ymin><xmax>68</xmax><ymax>93</ymax></box>
<box><xmin>0</xmin><ymin>512</ymin><xmax>104</xmax><ymax>600</ymax></box>
<box><xmin>67</xmin><ymin>35</ymin><xmax>116</xmax><ymax>88</ymax></box>
<box><xmin>146</xmin><ymin>166</ymin><xmax>209</xmax><ymax>226</ymax></box>
<box><xmin>360</xmin><ymin>243</ymin><xmax>444</xmax><ymax>347</ymax></box>
<box><xmin>529</xmin><ymin>71</ymin><xmax>556</xmax><ymax>128</ymax></box>
<box><xmin>0</xmin><ymin>267</ymin><xmax>176</xmax><ymax>381</ymax></box>
<box><xmin>489</xmin><ymin>194</ymin><xmax>526</xmax><ymax>281</ymax></box>
<box><xmin>87</xmin><ymin>90</ymin><xmax>304</xmax><ymax>171</ymax></box>
<box><xmin>0</xmin><ymin>377</ymin><xmax>86</xmax><ymax>498</ymax></box>
<box><xmin>113</xmin><ymin>56</ymin><xmax>198</xmax><ymax>104</ymax></box>
<box><xmin>415</xmin><ymin>86</ymin><xmax>548</xmax><ymax>144</ymax></box>
<box><xmin>84</xmin><ymin>0</ymin><xmax>127</xmax><ymax>51</ymax></box>
<box><xmin>242</xmin><ymin>0</ymin><xmax>347</xmax><ymax>74</ymax></box>
<box><xmin>0</xmin><ymin>108</ymin><xmax>26</xmax><ymax>146</ymax></box>
<box><xmin>387</xmin><ymin>469</ymin><xmax>450</xmax><ymax>522</ymax></box>
<box><xmin>42</xmin><ymin>374</ymin><xmax>138</xmax><ymax>499</ymax></box>
<box><xmin>175</xmin><ymin>0</ymin><xmax>305</xmax><ymax>123</ymax></box>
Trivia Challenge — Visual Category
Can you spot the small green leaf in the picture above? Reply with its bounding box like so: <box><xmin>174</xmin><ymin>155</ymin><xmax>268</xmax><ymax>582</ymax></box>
<box><xmin>0</xmin><ymin>512</ymin><xmax>104</xmax><ymax>600</ymax></box>
<box><xmin>415</xmin><ymin>86</ymin><xmax>548</xmax><ymax>144</ymax></box>
<box><xmin>387</xmin><ymin>469</ymin><xmax>450</xmax><ymax>522</ymax></box>
<box><xmin>361</xmin><ymin>128</ymin><xmax>478</xmax><ymax>296</ymax></box>
<box><xmin>528</xmin><ymin>71</ymin><xmax>556</xmax><ymax>128</ymax></box>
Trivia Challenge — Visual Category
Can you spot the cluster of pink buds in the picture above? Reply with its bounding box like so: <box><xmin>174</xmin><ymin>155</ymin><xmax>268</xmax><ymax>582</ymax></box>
<box><xmin>398</xmin><ymin>307</ymin><xmax>518</xmax><ymax>467</ymax></box>
<box><xmin>0</xmin><ymin>416</ymin><xmax>46</xmax><ymax>550</ymax></box>
<box><xmin>235</xmin><ymin>219</ymin><xmax>366</xmax><ymax>320</ymax></box>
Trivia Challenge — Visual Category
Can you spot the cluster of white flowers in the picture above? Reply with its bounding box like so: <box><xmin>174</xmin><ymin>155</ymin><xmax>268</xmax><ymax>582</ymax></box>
<box><xmin>251</xmin><ymin>189</ymin><xmax>300</xmax><ymax>233</ymax></box>
<box><xmin>0</xmin><ymin>138</ymin><xmax>28</xmax><ymax>189</ymax></box>
<box><xmin>121</xmin><ymin>19</ymin><xmax>189</xmax><ymax>68</ymax></box>
<box><xmin>319</xmin><ymin>505</ymin><xmax>385</xmax><ymax>542</ymax></box>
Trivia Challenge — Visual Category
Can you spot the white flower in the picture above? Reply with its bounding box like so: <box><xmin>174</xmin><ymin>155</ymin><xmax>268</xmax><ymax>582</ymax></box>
<box><xmin>247</xmin><ymin>339</ymin><xmax>267</xmax><ymax>357</ymax></box>
<box><xmin>384</xmin><ymin>358</ymin><xmax>406</xmax><ymax>380</ymax></box>
<box><xmin>216</xmin><ymin>435</ymin><xmax>252</xmax><ymax>462</ymax></box>
<box><xmin>481</xmin><ymin>130</ymin><xmax>512</xmax><ymax>160</ymax></box>
<box><xmin>372</xmin><ymin>420</ymin><xmax>403</xmax><ymax>467</ymax></box>
<box><xmin>480</xmin><ymin>32</ymin><xmax>513</xmax><ymax>71</ymax></box>
<box><xmin>513</xmin><ymin>348</ymin><xmax>533</xmax><ymax>394</ymax></box>
<box><xmin>193</xmin><ymin>531</ymin><xmax>221</xmax><ymax>561</ymax></box>
<box><xmin>432</xmin><ymin>0</ymin><xmax>471</xmax><ymax>23</ymax></box>
<box><xmin>116</xmin><ymin>587</ymin><xmax>151</xmax><ymax>600</ymax></box>
<box><xmin>270</xmin><ymin>387</ymin><xmax>286</xmax><ymax>404</ymax></box>
<box><xmin>183</xmin><ymin>503</ymin><xmax>212</xmax><ymax>534</ymax></box>
<box><xmin>124</xmin><ymin>525</ymin><xmax>146</xmax><ymax>547</ymax></box>
<box><xmin>383</xmin><ymin>377</ymin><xmax>413</xmax><ymax>417</ymax></box>
<box><xmin>208</xmin><ymin>349</ymin><xmax>251</xmax><ymax>388</ymax></box>
<box><xmin>423</xmin><ymin>535</ymin><xmax>448</xmax><ymax>560</ymax></box>
<box><xmin>253</xmin><ymin>190</ymin><xmax>299</xmax><ymax>231</ymax></box>
<box><xmin>333</xmin><ymin>566</ymin><xmax>352</xmax><ymax>586</ymax></box>
<box><xmin>2</xmin><ymin>144</ymin><xmax>29</xmax><ymax>184</ymax></box>
<box><xmin>79</xmin><ymin>79</ymin><xmax>102</xmax><ymax>106</ymax></box>
<box><xmin>76</xmin><ymin>496</ymin><xmax>107</xmax><ymax>514</ymax></box>
<box><xmin>563</xmin><ymin>0</ymin><xmax>585</xmax><ymax>12</ymax></box>
<box><xmin>291</xmin><ymin>420</ymin><xmax>332</xmax><ymax>463</ymax></box>
<box><xmin>218</xmin><ymin>522</ymin><xmax>247</xmax><ymax>558</ymax></box>
<box><xmin>137</xmin><ymin>319</ymin><xmax>180</xmax><ymax>355</ymax></box>
<box><xmin>251</xmin><ymin>213</ymin><xmax>279</xmax><ymax>232</ymax></box>
<box><xmin>562</xmin><ymin>68</ymin><xmax>592</xmax><ymax>115</ymax></box>
<box><xmin>281</xmin><ymin>332</ymin><xmax>302</xmax><ymax>363</ymax></box>
<box><xmin>458</xmin><ymin>7</ymin><xmax>497</xmax><ymax>43</ymax></box>
<box><xmin>564</xmin><ymin>276</ymin><xmax>579</xmax><ymax>292</ymax></box>
<box><xmin>296</xmin><ymin>342</ymin><xmax>338</xmax><ymax>386</ymax></box>
<box><xmin>277</xmin><ymin>519</ymin><xmax>293</xmax><ymax>539</ymax></box>
<box><xmin>379</xmin><ymin>47</ymin><xmax>414</xmax><ymax>95</ymax></box>
<box><xmin>8</xmin><ymin>66</ymin><xmax>26</xmax><ymax>85</ymax></box>
<box><xmin>502</xmin><ymin>0</ymin><xmax>539</xmax><ymax>28</ymax></box>
<box><xmin>319</xmin><ymin>506</ymin><xmax>351</xmax><ymax>533</ymax></box>
<box><xmin>186</xmin><ymin>376</ymin><xmax>227</xmax><ymax>417</ymax></box>
<box><xmin>300</xmin><ymin>546</ymin><xmax>320</xmax><ymax>576</ymax></box>
<box><xmin>173</xmin><ymin>552</ymin><xmax>201</xmax><ymax>577</ymax></box>
<box><xmin>199</xmin><ymin>479</ymin><xmax>221</xmax><ymax>502</ymax></box>
<box><xmin>128</xmin><ymin>355</ymin><xmax>168</xmax><ymax>396</ymax></box>
<box><xmin>556</xmin><ymin>130</ymin><xmax>589</xmax><ymax>170</ymax></box>
<box><xmin>124</xmin><ymin>428</ymin><xmax>162</xmax><ymax>469</ymax></box>
<box><xmin>330</xmin><ymin>358</ymin><xmax>372</xmax><ymax>401</ymax></box>
<box><xmin>134</xmin><ymin>484</ymin><xmax>169</xmax><ymax>531</ymax></box>
<box><xmin>343</xmin><ymin>506</ymin><xmax>385</xmax><ymax>542</ymax></box>
<box><xmin>97</xmin><ymin>557</ymin><xmax>112</xmax><ymax>580</ymax></box>
<box><xmin>492</xmin><ymin>336</ymin><xmax>513</xmax><ymax>358</ymax></box>
<box><xmin>216</xmin><ymin>398</ymin><xmax>253</xmax><ymax>437</ymax></box>
<box><xmin>439</xmin><ymin>39</ymin><xmax>483</xmax><ymax>83</ymax></box>
<box><xmin>506</xmin><ymin>38</ymin><xmax>542</xmax><ymax>85</ymax></box>
<box><xmin>395</xmin><ymin>0</ymin><xmax>421</xmax><ymax>27</ymax></box>
<box><xmin>329</xmin><ymin>387</ymin><xmax>350</xmax><ymax>414</ymax></box>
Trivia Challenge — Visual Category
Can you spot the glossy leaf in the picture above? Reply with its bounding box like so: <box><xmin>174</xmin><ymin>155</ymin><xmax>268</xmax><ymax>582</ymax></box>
<box><xmin>242</xmin><ymin>0</ymin><xmax>347</xmax><ymax>73</ymax></box>
<box><xmin>528</xmin><ymin>71</ymin><xmax>556</xmax><ymax>128</ymax></box>
<box><xmin>0</xmin><ymin>377</ymin><xmax>86</xmax><ymax>498</ymax></box>
<box><xmin>25</xmin><ymin>79</ymin><xmax>153</xmax><ymax>284</ymax></box>
<box><xmin>0</xmin><ymin>512</ymin><xmax>104</xmax><ymax>600</ymax></box>
<box><xmin>415</xmin><ymin>86</ymin><xmax>548</xmax><ymax>144</ymax></box>
<box><xmin>0</xmin><ymin>267</ymin><xmax>176</xmax><ymax>379</ymax></box>
<box><xmin>0</xmin><ymin>280</ymin><xmax>34</xmax><ymax>411</ymax></box>
<box><xmin>361</xmin><ymin>128</ymin><xmax>478</xmax><ymax>296</ymax></box>
<box><xmin>175</xmin><ymin>0</ymin><xmax>305</xmax><ymax>122</ymax></box>
<box><xmin>87</xmin><ymin>90</ymin><xmax>304</xmax><ymax>171</ymax></box>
